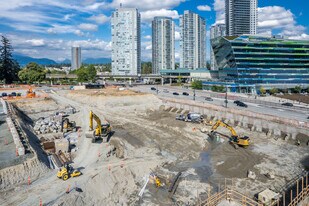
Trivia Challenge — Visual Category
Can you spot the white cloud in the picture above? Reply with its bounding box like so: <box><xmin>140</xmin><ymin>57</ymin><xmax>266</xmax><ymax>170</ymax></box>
<box><xmin>64</xmin><ymin>14</ymin><xmax>75</xmax><ymax>21</ymax></box>
<box><xmin>88</xmin><ymin>14</ymin><xmax>110</xmax><ymax>24</ymax></box>
<box><xmin>197</xmin><ymin>5</ymin><xmax>211</xmax><ymax>12</ymax></box>
<box><xmin>109</xmin><ymin>0</ymin><xmax>184</xmax><ymax>11</ymax></box>
<box><xmin>141</xmin><ymin>9</ymin><xmax>179</xmax><ymax>23</ymax></box>
<box><xmin>144</xmin><ymin>35</ymin><xmax>152</xmax><ymax>39</ymax></box>
<box><xmin>78</xmin><ymin>23</ymin><xmax>98</xmax><ymax>31</ymax></box>
<box><xmin>25</xmin><ymin>39</ymin><xmax>45</xmax><ymax>46</ymax></box>
<box><xmin>213</xmin><ymin>0</ymin><xmax>225</xmax><ymax>24</ymax></box>
<box><xmin>258</xmin><ymin>6</ymin><xmax>309</xmax><ymax>39</ymax></box>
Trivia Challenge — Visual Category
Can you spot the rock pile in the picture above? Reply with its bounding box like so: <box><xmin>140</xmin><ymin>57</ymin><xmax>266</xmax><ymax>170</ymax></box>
<box><xmin>34</xmin><ymin>115</ymin><xmax>62</xmax><ymax>134</ymax></box>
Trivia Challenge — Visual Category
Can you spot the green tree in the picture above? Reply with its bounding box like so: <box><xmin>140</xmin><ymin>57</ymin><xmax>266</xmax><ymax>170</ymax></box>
<box><xmin>18</xmin><ymin>62</ymin><xmax>46</xmax><ymax>83</ymax></box>
<box><xmin>259</xmin><ymin>87</ymin><xmax>266</xmax><ymax>95</ymax></box>
<box><xmin>141</xmin><ymin>62</ymin><xmax>152</xmax><ymax>74</ymax></box>
<box><xmin>269</xmin><ymin>87</ymin><xmax>278</xmax><ymax>95</ymax></box>
<box><xmin>75</xmin><ymin>64</ymin><xmax>97</xmax><ymax>82</ymax></box>
<box><xmin>0</xmin><ymin>36</ymin><xmax>20</xmax><ymax>83</ymax></box>
<box><xmin>292</xmin><ymin>85</ymin><xmax>302</xmax><ymax>93</ymax></box>
<box><xmin>191</xmin><ymin>80</ymin><xmax>203</xmax><ymax>90</ymax></box>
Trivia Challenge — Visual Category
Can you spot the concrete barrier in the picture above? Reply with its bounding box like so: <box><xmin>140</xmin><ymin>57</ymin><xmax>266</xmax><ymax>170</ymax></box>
<box><xmin>161</xmin><ymin>98</ymin><xmax>309</xmax><ymax>140</ymax></box>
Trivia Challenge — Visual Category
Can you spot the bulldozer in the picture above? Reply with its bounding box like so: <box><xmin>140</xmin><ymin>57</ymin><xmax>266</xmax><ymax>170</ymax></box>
<box><xmin>26</xmin><ymin>86</ymin><xmax>36</xmax><ymax>98</ymax></box>
<box><xmin>209</xmin><ymin>120</ymin><xmax>250</xmax><ymax>149</ymax></box>
<box><xmin>57</xmin><ymin>164</ymin><xmax>81</xmax><ymax>181</ymax></box>
<box><xmin>62</xmin><ymin>118</ymin><xmax>77</xmax><ymax>133</ymax></box>
<box><xmin>85</xmin><ymin>110</ymin><xmax>112</xmax><ymax>143</ymax></box>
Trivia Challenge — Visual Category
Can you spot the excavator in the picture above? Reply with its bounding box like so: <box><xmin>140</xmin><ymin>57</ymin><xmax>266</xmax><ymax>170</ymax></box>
<box><xmin>26</xmin><ymin>86</ymin><xmax>36</xmax><ymax>98</ymax></box>
<box><xmin>85</xmin><ymin>110</ymin><xmax>112</xmax><ymax>143</ymax></box>
<box><xmin>62</xmin><ymin>118</ymin><xmax>77</xmax><ymax>133</ymax></box>
<box><xmin>209</xmin><ymin>120</ymin><xmax>250</xmax><ymax>149</ymax></box>
<box><xmin>57</xmin><ymin>164</ymin><xmax>81</xmax><ymax>181</ymax></box>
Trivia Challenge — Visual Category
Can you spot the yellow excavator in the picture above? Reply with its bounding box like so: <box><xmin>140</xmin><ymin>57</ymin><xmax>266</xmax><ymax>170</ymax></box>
<box><xmin>209</xmin><ymin>120</ymin><xmax>250</xmax><ymax>149</ymax></box>
<box><xmin>57</xmin><ymin>164</ymin><xmax>81</xmax><ymax>181</ymax></box>
<box><xmin>62</xmin><ymin>118</ymin><xmax>77</xmax><ymax>133</ymax></box>
<box><xmin>85</xmin><ymin>110</ymin><xmax>112</xmax><ymax>143</ymax></box>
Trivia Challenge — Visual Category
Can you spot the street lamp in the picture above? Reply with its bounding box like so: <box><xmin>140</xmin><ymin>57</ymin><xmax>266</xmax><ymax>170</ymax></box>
<box><xmin>225</xmin><ymin>83</ymin><xmax>228</xmax><ymax>108</ymax></box>
<box><xmin>156</xmin><ymin>83</ymin><xmax>158</xmax><ymax>95</ymax></box>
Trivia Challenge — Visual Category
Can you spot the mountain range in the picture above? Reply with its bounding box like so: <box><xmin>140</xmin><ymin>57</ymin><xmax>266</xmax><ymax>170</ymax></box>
<box><xmin>13</xmin><ymin>54</ymin><xmax>111</xmax><ymax>67</ymax></box>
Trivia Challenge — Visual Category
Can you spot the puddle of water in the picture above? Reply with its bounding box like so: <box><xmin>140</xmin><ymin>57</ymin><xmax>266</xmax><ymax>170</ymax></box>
<box><xmin>193</xmin><ymin>152</ymin><xmax>213</xmax><ymax>182</ymax></box>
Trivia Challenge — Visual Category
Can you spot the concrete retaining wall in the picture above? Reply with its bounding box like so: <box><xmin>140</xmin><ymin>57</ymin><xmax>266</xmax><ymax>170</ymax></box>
<box><xmin>162</xmin><ymin>98</ymin><xmax>309</xmax><ymax>140</ymax></box>
<box><xmin>1</xmin><ymin>98</ymin><xmax>8</xmax><ymax>114</ymax></box>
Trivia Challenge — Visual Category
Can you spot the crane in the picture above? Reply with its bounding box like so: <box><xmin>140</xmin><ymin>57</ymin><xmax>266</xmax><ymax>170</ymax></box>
<box><xmin>86</xmin><ymin>110</ymin><xmax>111</xmax><ymax>143</ymax></box>
<box><xmin>210</xmin><ymin>120</ymin><xmax>250</xmax><ymax>149</ymax></box>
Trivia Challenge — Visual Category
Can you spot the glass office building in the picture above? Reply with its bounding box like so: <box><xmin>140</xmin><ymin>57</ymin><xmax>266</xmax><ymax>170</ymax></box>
<box><xmin>211</xmin><ymin>35</ymin><xmax>309</xmax><ymax>92</ymax></box>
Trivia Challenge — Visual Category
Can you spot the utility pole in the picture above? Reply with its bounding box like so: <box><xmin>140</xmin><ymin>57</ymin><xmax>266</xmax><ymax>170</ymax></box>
<box><xmin>193</xmin><ymin>89</ymin><xmax>196</xmax><ymax>101</ymax></box>
<box><xmin>156</xmin><ymin>84</ymin><xmax>158</xmax><ymax>95</ymax></box>
<box><xmin>225</xmin><ymin>84</ymin><xmax>228</xmax><ymax>108</ymax></box>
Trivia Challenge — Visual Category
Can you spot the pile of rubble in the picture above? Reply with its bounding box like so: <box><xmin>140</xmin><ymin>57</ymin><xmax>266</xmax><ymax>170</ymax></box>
<box><xmin>34</xmin><ymin>115</ymin><xmax>62</xmax><ymax>134</ymax></box>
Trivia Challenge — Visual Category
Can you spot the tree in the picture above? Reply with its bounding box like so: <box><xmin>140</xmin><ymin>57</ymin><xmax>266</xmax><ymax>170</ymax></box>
<box><xmin>269</xmin><ymin>88</ymin><xmax>278</xmax><ymax>95</ymax></box>
<box><xmin>191</xmin><ymin>80</ymin><xmax>203</xmax><ymax>90</ymax></box>
<box><xmin>292</xmin><ymin>85</ymin><xmax>302</xmax><ymax>93</ymax></box>
<box><xmin>259</xmin><ymin>87</ymin><xmax>266</xmax><ymax>95</ymax></box>
<box><xmin>141</xmin><ymin>62</ymin><xmax>152</xmax><ymax>74</ymax></box>
<box><xmin>18</xmin><ymin>62</ymin><xmax>46</xmax><ymax>83</ymax></box>
<box><xmin>74</xmin><ymin>64</ymin><xmax>97</xmax><ymax>82</ymax></box>
<box><xmin>0</xmin><ymin>36</ymin><xmax>20</xmax><ymax>83</ymax></box>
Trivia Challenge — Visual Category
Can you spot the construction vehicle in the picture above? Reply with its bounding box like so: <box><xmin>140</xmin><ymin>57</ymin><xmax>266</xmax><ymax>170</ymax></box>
<box><xmin>176</xmin><ymin>113</ymin><xmax>203</xmax><ymax>123</ymax></box>
<box><xmin>85</xmin><ymin>110</ymin><xmax>112</xmax><ymax>143</ymax></box>
<box><xmin>26</xmin><ymin>86</ymin><xmax>36</xmax><ymax>98</ymax></box>
<box><xmin>150</xmin><ymin>173</ymin><xmax>162</xmax><ymax>187</ymax></box>
<box><xmin>209</xmin><ymin>120</ymin><xmax>250</xmax><ymax>149</ymax></box>
<box><xmin>62</xmin><ymin>118</ymin><xmax>77</xmax><ymax>133</ymax></box>
<box><xmin>57</xmin><ymin>164</ymin><xmax>81</xmax><ymax>181</ymax></box>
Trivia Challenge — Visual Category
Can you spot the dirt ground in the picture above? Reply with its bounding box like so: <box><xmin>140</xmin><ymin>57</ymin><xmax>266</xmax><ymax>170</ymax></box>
<box><xmin>276</xmin><ymin>94</ymin><xmax>309</xmax><ymax>104</ymax></box>
<box><xmin>0</xmin><ymin>87</ymin><xmax>308</xmax><ymax>205</ymax></box>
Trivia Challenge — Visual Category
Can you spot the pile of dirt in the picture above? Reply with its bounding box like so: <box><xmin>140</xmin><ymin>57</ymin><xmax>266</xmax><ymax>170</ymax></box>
<box><xmin>70</xmin><ymin>87</ymin><xmax>143</xmax><ymax>97</ymax></box>
<box><xmin>276</xmin><ymin>94</ymin><xmax>309</xmax><ymax>104</ymax></box>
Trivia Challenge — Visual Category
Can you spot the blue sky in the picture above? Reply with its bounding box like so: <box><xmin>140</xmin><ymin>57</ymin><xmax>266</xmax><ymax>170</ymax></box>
<box><xmin>0</xmin><ymin>0</ymin><xmax>308</xmax><ymax>62</ymax></box>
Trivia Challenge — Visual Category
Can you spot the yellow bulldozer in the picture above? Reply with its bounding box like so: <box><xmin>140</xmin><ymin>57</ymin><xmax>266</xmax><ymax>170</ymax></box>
<box><xmin>57</xmin><ymin>164</ymin><xmax>81</xmax><ymax>181</ymax></box>
<box><xmin>209</xmin><ymin>120</ymin><xmax>250</xmax><ymax>149</ymax></box>
<box><xmin>85</xmin><ymin>111</ymin><xmax>112</xmax><ymax>143</ymax></box>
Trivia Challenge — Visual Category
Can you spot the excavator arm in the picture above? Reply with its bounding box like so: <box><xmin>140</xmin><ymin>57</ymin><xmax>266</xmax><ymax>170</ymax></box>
<box><xmin>211</xmin><ymin>120</ymin><xmax>238</xmax><ymax>137</ymax></box>
<box><xmin>89</xmin><ymin>110</ymin><xmax>102</xmax><ymax>136</ymax></box>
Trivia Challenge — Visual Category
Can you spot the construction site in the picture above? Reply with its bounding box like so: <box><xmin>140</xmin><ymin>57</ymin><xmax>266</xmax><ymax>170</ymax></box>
<box><xmin>0</xmin><ymin>85</ymin><xmax>308</xmax><ymax>206</ymax></box>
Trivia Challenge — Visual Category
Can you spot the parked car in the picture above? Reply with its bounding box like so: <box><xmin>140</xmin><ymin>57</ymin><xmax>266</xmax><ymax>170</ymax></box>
<box><xmin>17</xmin><ymin>93</ymin><xmax>22</xmax><ymax>97</ymax></box>
<box><xmin>11</xmin><ymin>92</ymin><xmax>16</xmax><ymax>96</ymax></box>
<box><xmin>205</xmin><ymin>97</ymin><xmax>213</xmax><ymax>101</ymax></box>
<box><xmin>236</xmin><ymin>102</ymin><xmax>248</xmax><ymax>108</ymax></box>
<box><xmin>282</xmin><ymin>102</ymin><xmax>293</xmax><ymax>107</ymax></box>
<box><xmin>173</xmin><ymin>92</ymin><xmax>179</xmax><ymax>95</ymax></box>
<box><xmin>150</xmin><ymin>87</ymin><xmax>156</xmax><ymax>91</ymax></box>
<box><xmin>2</xmin><ymin>92</ymin><xmax>7</xmax><ymax>97</ymax></box>
<box><xmin>182</xmin><ymin>92</ymin><xmax>189</xmax><ymax>96</ymax></box>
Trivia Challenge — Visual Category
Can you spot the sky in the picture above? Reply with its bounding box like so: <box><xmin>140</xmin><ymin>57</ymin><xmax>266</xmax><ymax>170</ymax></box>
<box><xmin>0</xmin><ymin>0</ymin><xmax>308</xmax><ymax>62</ymax></box>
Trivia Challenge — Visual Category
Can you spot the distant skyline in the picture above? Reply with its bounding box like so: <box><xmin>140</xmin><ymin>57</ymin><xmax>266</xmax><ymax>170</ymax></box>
<box><xmin>0</xmin><ymin>0</ymin><xmax>308</xmax><ymax>62</ymax></box>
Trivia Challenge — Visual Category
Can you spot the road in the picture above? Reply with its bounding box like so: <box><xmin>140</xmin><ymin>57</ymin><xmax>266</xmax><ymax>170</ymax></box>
<box><xmin>132</xmin><ymin>85</ymin><xmax>309</xmax><ymax>123</ymax></box>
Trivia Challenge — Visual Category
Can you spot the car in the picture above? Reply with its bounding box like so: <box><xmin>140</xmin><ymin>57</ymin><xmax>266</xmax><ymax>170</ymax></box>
<box><xmin>17</xmin><ymin>93</ymin><xmax>22</xmax><ymax>97</ymax></box>
<box><xmin>282</xmin><ymin>102</ymin><xmax>293</xmax><ymax>107</ymax></box>
<box><xmin>150</xmin><ymin>87</ymin><xmax>156</xmax><ymax>91</ymax></box>
<box><xmin>233</xmin><ymin>100</ymin><xmax>241</xmax><ymax>104</ymax></box>
<box><xmin>173</xmin><ymin>92</ymin><xmax>179</xmax><ymax>95</ymax></box>
<box><xmin>11</xmin><ymin>92</ymin><xmax>16</xmax><ymax>96</ymax></box>
<box><xmin>163</xmin><ymin>89</ymin><xmax>169</xmax><ymax>93</ymax></box>
<box><xmin>236</xmin><ymin>102</ymin><xmax>248</xmax><ymax>108</ymax></box>
<box><xmin>205</xmin><ymin>97</ymin><xmax>213</xmax><ymax>101</ymax></box>
<box><xmin>2</xmin><ymin>92</ymin><xmax>7</xmax><ymax>97</ymax></box>
<box><xmin>182</xmin><ymin>92</ymin><xmax>189</xmax><ymax>96</ymax></box>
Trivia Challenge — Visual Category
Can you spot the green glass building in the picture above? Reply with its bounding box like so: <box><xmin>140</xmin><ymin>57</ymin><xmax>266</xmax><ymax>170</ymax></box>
<box><xmin>211</xmin><ymin>35</ymin><xmax>309</xmax><ymax>92</ymax></box>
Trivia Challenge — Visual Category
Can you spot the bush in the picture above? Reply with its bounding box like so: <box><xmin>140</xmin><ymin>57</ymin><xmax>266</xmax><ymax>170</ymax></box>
<box><xmin>191</xmin><ymin>80</ymin><xmax>203</xmax><ymax>90</ymax></box>
<box><xmin>269</xmin><ymin>88</ymin><xmax>278</xmax><ymax>95</ymax></box>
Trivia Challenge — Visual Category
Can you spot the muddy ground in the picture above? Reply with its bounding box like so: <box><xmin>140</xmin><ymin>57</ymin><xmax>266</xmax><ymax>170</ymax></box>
<box><xmin>0</xmin><ymin>87</ymin><xmax>308</xmax><ymax>206</ymax></box>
